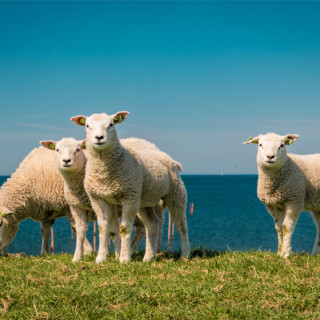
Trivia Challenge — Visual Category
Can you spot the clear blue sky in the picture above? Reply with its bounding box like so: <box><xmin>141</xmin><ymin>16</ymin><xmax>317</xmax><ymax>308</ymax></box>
<box><xmin>1</xmin><ymin>1</ymin><xmax>320</xmax><ymax>175</ymax></box>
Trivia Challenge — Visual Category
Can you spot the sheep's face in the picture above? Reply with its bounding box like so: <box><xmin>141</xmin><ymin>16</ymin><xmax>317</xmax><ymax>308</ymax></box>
<box><xmin>71</xmin><ymin>112</ymin><xmax>129</xmax><ymax>151</ymax></box>
<box><xmin>55</xmin><ymin>138</ymin><xmax>86</xmax><ymax>172</ymax></box>
<box><xmin>0</xmin><ymin>207</ymin><xmax>18</xmax><ymax>255</ymax></box>
<box><xmin>243</xmin><ymin>133</ymin><xmax>299</xmax><ymax>169</ymax></box>
<box><xmin>40</xmin><ymin>138</ymin><xmax>86</xmax><ymax>172</ymax></box>
<box><xmin>85</xmin><ymin>114</ymin><xmax>114</xmax><ymax>149</ymax></box>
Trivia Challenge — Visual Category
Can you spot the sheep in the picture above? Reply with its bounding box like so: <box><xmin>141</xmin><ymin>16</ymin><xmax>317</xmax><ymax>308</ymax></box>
<box><xmin>71</xmin><ymin>111</ymin><xmax>190</xmax><ymax>263</ymax></box>
<box><xmin>244</xmin><ymin>132</ymin><xmax>320</xmax><ymax>257</ymax></box>
<box><xmin>0</xmin><ymin>146</ymin><xmax>93</xmax><ymax>256</ymax></box>
<box><xmin>40</xmin><ymin>137</ymin><xmax>164</xmax><ymax>262</ymax></box>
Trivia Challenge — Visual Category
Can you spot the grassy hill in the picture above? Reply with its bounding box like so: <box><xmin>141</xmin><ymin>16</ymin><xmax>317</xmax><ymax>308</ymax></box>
<box><xmin>0</xmin><ymin>249</ymin><xmax>319</xmax><ymax>319</ymax></box>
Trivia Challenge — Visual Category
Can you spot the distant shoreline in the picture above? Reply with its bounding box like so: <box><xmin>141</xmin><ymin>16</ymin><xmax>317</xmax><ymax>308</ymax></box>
<box><xmin>1</xmin><ymin>174</ymin><xmax>259</xmax><ymax>178</ymax></box>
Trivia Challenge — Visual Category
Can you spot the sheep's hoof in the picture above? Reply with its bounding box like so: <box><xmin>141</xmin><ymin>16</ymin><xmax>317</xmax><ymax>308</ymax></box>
<box><xmin>181</xmin><ymin>252</ymin><xmax>191</xmax><ymax>259</ymax></box>
<box><xmin>143</xmin><ymin>256</ymin><xmax>155</xmax><ymax>263</ymax></box>
<box><xmin>279</xmin><ymin>251</ymin><xmax>291</xmax><ymax>259</ymax></box>
<box><xmin>143</xmin><ymin>251</ymin><xmax>156</xmax><ymax>262</ymax></box>
<box><xmin>72</xmin><ymin>255</ymin><xmax>83</xmax><ymax>262</ymax></box>
<box><xmin>120</xmin><ymin>256</ymin><xmax>131</xmax><ymax>264</ymax></box>
<box><xmin>96</xmin><ymin>254</ymin><xmax>107</xmax><ymax>264</ymax></box>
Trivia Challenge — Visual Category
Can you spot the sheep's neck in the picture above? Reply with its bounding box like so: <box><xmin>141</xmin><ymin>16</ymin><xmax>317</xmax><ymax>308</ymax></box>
<box><xmin>88</xmin><ymin>139</ymin><xmax>124</xmax><ymax>177</ymax></box>
<box><xmin>258</xmin><ymin>157</ymin><xmax>291</xmax><ymax>195</ymax></box>
<box><xmin>61</xmin><ymin>166</ymin><xmax>86</xmax><ymax>195</ymax></box>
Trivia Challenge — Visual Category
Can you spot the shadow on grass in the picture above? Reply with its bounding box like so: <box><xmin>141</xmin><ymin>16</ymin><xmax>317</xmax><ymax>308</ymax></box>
<box><xmin>131</xmin><ymin>246</ymin><xmax>226</xmax><ymax>261</ymax></box>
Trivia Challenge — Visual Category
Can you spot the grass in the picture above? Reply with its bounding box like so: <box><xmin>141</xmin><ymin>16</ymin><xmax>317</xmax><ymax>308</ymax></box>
<box><xmin>0</xmin><ymin>249</ymin><xmax>320</xmax><ymax>319</ymax></box>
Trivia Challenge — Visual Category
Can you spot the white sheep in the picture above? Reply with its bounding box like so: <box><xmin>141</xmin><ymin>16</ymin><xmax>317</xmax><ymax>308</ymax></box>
<box><xmin>244</xmin><ymin>132</ymin><xmax>320</xmax><ymax>257</ymax></box>
<box><xmin>71</xmin><ymin>111</ymin><xmax>190</xmax><ymax>263</ymax></box>
<box><xmin>40</xmin><ymin>137</ymin><xmax>164</xmax><ymax>262</ymax></box>
<box><xmin>0</xmin><ymin>146</ymin><xmax>93</xmax><ymax>256</ymax></box>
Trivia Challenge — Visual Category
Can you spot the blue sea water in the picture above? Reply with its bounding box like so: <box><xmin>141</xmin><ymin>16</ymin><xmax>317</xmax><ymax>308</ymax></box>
<box><xmin>0</xmin><ymin>175</ymin><xmax>316</xmax><ymax>256</ymax></box>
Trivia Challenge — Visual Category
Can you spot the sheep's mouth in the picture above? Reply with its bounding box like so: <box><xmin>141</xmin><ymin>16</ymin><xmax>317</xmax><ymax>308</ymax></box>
<box><xmin>62</xmin><ymin>164</ymin><xmax>72</xmax><ymax>168</ymax></box>
<box><xmin>265</xmin><ymin>160</ymin><xmax>276</xmax><ymax>164</ymax></box>
<box><xmin>94</xmin><ymin>142</ymin><xmax>106</xmax><ymax>147</ymax></box>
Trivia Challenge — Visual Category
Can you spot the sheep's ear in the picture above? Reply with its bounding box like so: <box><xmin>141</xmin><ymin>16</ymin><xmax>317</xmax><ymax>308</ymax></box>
<box><xmin>71</xmin><ymin>115</ymin><xmax>87</xmax><ymax>126</ymax></box>
<box><xmin>80</xmin><ymin>139</ymin><xmax>86</xmax><ymax>150</ymax></box>
<box><xmin>284</xmin><ymin>134</ymin><xmax>299</xmax><ymax>146</ymax></box>
<box><xmin>113</xmin><ymin>111</ymin><xmax>130</xmax><ymax>125</ymax></box>
<box><xmin>40</xmin><ymin>140</ymin><xmax>56</xmax><ymax>150</ymax></box>
<box><xmin>0</xmin><ymin>209</ymin><xmax>13</xmax><ymax>218</ymax></box>
<box><xmin>243</xmin><ymin>136</ymin><xmax>260</xmax><ymax>145</ymax></box>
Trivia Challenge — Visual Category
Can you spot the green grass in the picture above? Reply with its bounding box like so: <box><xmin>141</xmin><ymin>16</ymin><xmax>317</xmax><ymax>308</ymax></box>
<box><xmin>0</xmin><ymin>249</ymin><xmax>320</xmax><ymax>319</ymax></box>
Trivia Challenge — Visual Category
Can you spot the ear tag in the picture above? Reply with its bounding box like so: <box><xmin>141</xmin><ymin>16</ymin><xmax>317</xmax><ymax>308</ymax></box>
<box><xmin>285</xmin><ymin>138</ymin><xmax>293</xmax><ymax>145</ymax></box>
<box><xmin>0</xmin><ymin>210</ymin><xmax>11</xmax><ymax>218</ymax></box>
<box><xmin>115</xmin><ymin>115</ymin><xmax>122</xmax><ymax>123</ymax></box>
<box><xmin>247</xmin><ymin>137</ymin><xmax>258</xmax><ymax>144</ymax></box>
<box><xmin>49</xmin><ymin>143</ymin><xmax>55</xmax><ymax>150</ymax></box>
<box><xmin>79</xmin><ymin>118</ymin><xmax>86</xmax><ymax>125</ymax></box>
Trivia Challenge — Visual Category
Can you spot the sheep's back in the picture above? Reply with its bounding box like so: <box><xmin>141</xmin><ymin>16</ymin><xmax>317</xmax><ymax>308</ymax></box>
<box><xmin>290</xmin><ymin>153</ymin><xmax>320</xmax><ymax>210</ymax></box>
<box><xmin>0</xmin><ymin>147</ymin><xmax>68</xmax><ymax>221</ymax></box>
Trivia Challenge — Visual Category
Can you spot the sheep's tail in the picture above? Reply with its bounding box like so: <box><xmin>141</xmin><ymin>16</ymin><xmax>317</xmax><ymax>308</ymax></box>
<box><xmin>175</xmin><ymin>161</ymin><xmax>183</xmax><ymax>172</ymax></box>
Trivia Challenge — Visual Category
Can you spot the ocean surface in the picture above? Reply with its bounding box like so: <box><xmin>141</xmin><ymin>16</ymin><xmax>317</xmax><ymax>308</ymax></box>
<box><xmin>0</xmin><ymin>175</ymin><xmax>317</xmax><ymax>256</ymax></box>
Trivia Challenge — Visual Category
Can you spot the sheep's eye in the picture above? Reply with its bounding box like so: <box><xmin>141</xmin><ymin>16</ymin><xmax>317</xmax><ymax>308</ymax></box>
<box><xmin>86</xmin><ymin>124</ymin><xmax>90</xmax><ymax>128</ymax></box>
<box><xmin>109</xmin><ymin>123</ymin><xmax>114</xmax><ymax>128</ymax></box>
<box><xmin>259</xmin><ymin>144</ymin><xmax>262</xmax><ymax>147</ymax></box>
<box><xmin>56</xmin><ymin>149</ymin><xmax>59</xmax><ymax>152</ymax></box>
<box><xmin>280</xmin><ymin>144</ymin><xmax>284</xmax><ymax>148</ymax></box>
<box><xmin>0</xmin><ymin>220</ymin><xmax>3</xmax><ymax>227</ymax></box>
<box><xmin>76</xmin><ymin>149</ymin><xmax>80</xmax><ymax>153</ymax></box>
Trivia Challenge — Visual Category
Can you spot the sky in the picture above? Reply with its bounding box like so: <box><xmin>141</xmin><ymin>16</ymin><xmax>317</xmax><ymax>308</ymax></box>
<box><xmin>0</xmin><ymin>1</ymin><xmax>320</xmax><ymax>175</ymax></box>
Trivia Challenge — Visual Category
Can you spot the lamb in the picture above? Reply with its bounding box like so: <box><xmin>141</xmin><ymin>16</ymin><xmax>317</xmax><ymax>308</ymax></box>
<box><xmin>40</xmin><ymin>137</ymin><xmax>164</xmax><ymax>262</ymax></box>
<box><xmin>71</xmin><ymin>111</ymin><xmax>190</xmax><ymax>263</ymax></box>
<box><xmin>0</xmin><ymin>146</ymin><xmax>93</xmax><ymax>256</ymax></box>
<box><xmin>244</xmin><ymin>132</ymin><xmax>320</xmax><ymax>257</ymax></box>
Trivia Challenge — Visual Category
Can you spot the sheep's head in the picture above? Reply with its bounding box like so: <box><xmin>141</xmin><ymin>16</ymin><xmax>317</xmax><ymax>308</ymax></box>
<box><xmin>0</xmin><ymin>206</ymin><xmax>18</xmax><ymax>255</ymax></box>
<box><xmin>70</xmin><ymin>112</ymin><xmax>129</xmax><ymax>150</ymax></box>
<box><xmin>243</xmin><ymin>133</ymin><xmax>299</xmax><ymax>169</ymax></box>
<box><xmin>40</xmin><ymin>138</ymin><xmax>86</xmax><ymax>172</ymax></box>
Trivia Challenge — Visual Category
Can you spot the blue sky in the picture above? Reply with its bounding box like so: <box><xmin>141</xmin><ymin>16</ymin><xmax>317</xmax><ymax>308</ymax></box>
<box><xmin>1</xmin><ymin>1</ymin><xmax>320</xmax><ymax>175</ymax></box>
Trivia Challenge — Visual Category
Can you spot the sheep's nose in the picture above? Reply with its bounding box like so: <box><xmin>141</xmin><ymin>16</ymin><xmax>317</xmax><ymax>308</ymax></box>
<box><xmin>267</xmin><ymin>155</ymin><xmax>275</xmax><ymax>160</ymax></box>
<box><xmin>63</xmin><ymin>159</ymin><xmax>71</xmax><ymax>164</ymax></box>
<box><xmin>95</xmin><ymin>136</ymin><xmax>104</xmax><ymax>141</ymax></box>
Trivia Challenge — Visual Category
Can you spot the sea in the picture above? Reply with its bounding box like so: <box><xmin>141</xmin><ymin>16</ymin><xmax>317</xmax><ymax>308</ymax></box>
<box><xmin>0</xmin><ymin>175</ymin><xmax>317</xmax><ymax>256</ymax></box>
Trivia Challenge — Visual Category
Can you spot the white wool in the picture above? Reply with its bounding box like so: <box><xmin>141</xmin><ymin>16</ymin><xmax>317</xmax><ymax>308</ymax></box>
<box><xmin>244</xmin><ymin>132</ymin><xmax>320</xmax><ymax>257</ymax></box>
<box><xmin>43</xmin><ymin>137</ymin><xmax>165</xmax><ymax>262</ymax></box>
<box><xmin>0</xmin><ymin>146</ymin><xmax>92</xmax><ymax>256</ymax></box>
<box><xmin>71</xmin><ymin>112</ymin><xmax>190</xmax><ymax>263</ymax></box>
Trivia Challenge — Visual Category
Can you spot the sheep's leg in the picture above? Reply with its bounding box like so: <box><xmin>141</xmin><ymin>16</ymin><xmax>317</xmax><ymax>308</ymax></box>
<box><xmin>71</xmin><ymin>207</ymin><xmax>89</xmax><ymax>262</ymax></box>
<box><xmin>65</xmin><ymin>209</ymin><xmax>93</xmax><ymax>255</ymax></box>
<box><xmin>120</xmin><ymin>202</ymin><xmax>140</xmax><ymax>263</ymax></box>
<box><xmin>157</xmin><ymin>207</ymin><xmax>165</xmax><ymax>253</ymax></box>
<box><xmin>90</xmin><ymin>197</ymin><xmax>111</xmax><ymax>264</ymax></box>
<box><xmin>108</xmin><ymin>205</ymin><xmax>121</xmax><ymax>259</ymax></box>
<box><xmin>281</xmin><ymin>204</ymin><xmax>301</xmax><ymax>258</ymax></box>
<box><xmin>40</xmin><ymin>220</ymin><xmax>54</xmax><ymax>255</ymax></box>
<box><xmin>266</xmin><ymin>205</ymin><xmax>285</xmax><ymax>255</ymax></box>
<box><xmin>131</xmin><ymin>216</ymin><xmax>146</xmax><ymax>252</ymax></box>
<box><xmin>138</xmin><ymin>207</ymin><xmax>159</xmax><ymax>262</ymax></box>
<box><xmin>165</xmin><ymin>187</ymin><xmax>191</xmax><ymax>258</ymax></box>
<box><xmin>83</xmin><ymin>237</ymin><xmax>93</xmax><ymax>255</ymax></box>
<box><xmin>311</xmin><ymin>211</ymin><xmax>320</xmax><ymax>255</ymax></box>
